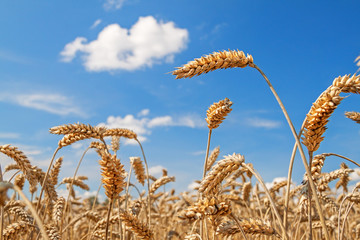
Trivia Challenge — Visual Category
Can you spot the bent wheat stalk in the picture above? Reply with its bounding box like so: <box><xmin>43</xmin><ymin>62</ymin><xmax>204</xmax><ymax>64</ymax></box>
<box><xmin>174</xmin><ymin>50</ymin><xmax>329</xmax><ymax>240</ymax></box>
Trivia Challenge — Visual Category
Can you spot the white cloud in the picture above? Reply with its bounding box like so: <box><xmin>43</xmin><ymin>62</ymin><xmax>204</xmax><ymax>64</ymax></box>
<box><xmin>0</xmin><ymin>93</ymin><xmax>86</xmax><ymax>117</ymax></box>
<box><xmin>61</xmin><ymin>37</ymin><xmax>87</xmax><ymax>62</ymax></box>
<box><xmin>60</xmin><ymin>16</ymin><xmax>189</xmax><ymax>72</ymax></box>
<box><xmin>147</xmin><ymin>116</ymin><xmax>173</xmax><ymax>128</ymax></box>
<box><xmin>191</xmin><ymin>150</ymin><xmax>206</xmax><ymax>156</ymax></box>
<box><xmin>103</xmin><ymin>0</ymin><xmax>126</xmax><ymax>10</ymax></box>
<box><xmin>0</xmin><ymin>133</ymin><xmax>20</xmax><ymax>139</ymax></box>
<box><xmin>91</xmin><ymin>19</ymin><xmax>102</xmax><ymax>29</ymax></box>
<box><xmin>99</xmin><ymin>109</ymin><xmax>204</xmax><ymax>144</ymax></box>
<box><xmin>137</xmin><ymin>109</ymin><xmax>150</xmax><ymax>117</ymax></box>
<box><xmin>149</xmin><ymin>165</ymin><xmax>166</xmax><ymax>177</ymax></box>
<box><xmin>245</xmin><ymin>117</ymin><xmax>281</xmax><ymax>129</ymax></box>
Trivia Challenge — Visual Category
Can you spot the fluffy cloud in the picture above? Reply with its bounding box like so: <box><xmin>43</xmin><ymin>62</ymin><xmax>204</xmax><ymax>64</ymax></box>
<box><xmin>61</xmin><ymin>16</ymin><xmax>188</xmax><ymax>72</ymax></box>
<box><xmin>0</xmin><ymin>93</ymin><xmax>86</xmax><ymax>117</ymax></box>
<box><xmin>99</xmin><ymin>109</ymin><xmax>205</xmax><ymax>144</ymax></box>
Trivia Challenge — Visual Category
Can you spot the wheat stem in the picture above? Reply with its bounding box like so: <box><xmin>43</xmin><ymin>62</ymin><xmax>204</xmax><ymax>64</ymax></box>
<box><xmin>62</xmin><ymin>146</ymin><xmax>91</xmax><ymax>236</ymax></box>
<box><xmin>105</xmin><ymin>200</ymin><xmax>113</xmax><ymax>240</ymax></box>
<box><xmin>135</xmin><ymin>139</ymin><xmax>151</xmax><ymax>227</ymax></box>
<box><xmin>35</xmin><ymin>147</ymin><xmax>60</xmax><ymax>213</ymax></box>
<box><xmin>202</xmin><ymin>129</ymin><xmax>212</xmax><ymax>179</ymax></box>
<box><xmin>12</xmin><ymin>184</ymin><xmax>49</xmax><ymax>240</ymax></box>
<box><xmin>283</xmin><ymin>121</ymin><xmax>305</xmax><ymax>231</ymax></box>
<box><xmin>251</xmin><ymin>64</ymin><xmax>330</xmax><ymax>240</ymax></box>
<box><xmin>241</xmin><ymin>163</ymin><xmax>288</xmax><ymax>240</ymax></box>
<box><xmin>308</xmin><ymin>151</ymin><xmax>314</xmax><ymax>240</ymax></box>
<box><xmin>0</xmin><ymin>164</ymin><xmax>3</xmax><ymax>240</ymax></box>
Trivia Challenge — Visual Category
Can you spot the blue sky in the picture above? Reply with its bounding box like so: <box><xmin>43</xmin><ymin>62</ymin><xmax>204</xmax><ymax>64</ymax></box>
<box><xmin>0</xmin><ymin>1</ymin><xmax>359</xmax><ymax>196</ymax></box>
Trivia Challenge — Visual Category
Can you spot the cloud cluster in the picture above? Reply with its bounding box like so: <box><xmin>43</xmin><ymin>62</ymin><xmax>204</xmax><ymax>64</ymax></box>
<box><xmin>99</xmin><ymin>109</ymin><xmax>205</xmax><ymax>144</ymax></box>
<box><xmin>0</xmin><ymin>93</ymin><xmax>86</xmax><ymax>117</ymax></box>
<box><xmin>61</xmin><ymin>16</ymin><xmax>188</xmax><ymax>72</ymax></box>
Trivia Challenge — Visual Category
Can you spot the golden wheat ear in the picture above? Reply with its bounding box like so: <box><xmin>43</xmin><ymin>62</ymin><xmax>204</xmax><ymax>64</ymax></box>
<box><xmin>172</xmin><ymin>50</ymin><xmax>253</xmax><ymax>79</ymax></box>
<box><xmin>345</xmin><ymin>111</ymin><xmax>360</xmax><ymax>124</ymax></box>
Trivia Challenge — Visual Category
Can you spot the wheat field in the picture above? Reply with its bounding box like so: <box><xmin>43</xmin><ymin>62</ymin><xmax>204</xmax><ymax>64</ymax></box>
<box><xmin>1</xmin><ymin>50</ymin><xmax>360</xmax><ymax>240</ymax></box>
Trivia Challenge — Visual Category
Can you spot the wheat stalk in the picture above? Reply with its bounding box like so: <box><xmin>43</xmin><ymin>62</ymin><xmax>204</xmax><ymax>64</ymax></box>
<box><xmin>205</xmin><ymin>146</ymin><xmax>220</xmax><ymax>172</ymax></box>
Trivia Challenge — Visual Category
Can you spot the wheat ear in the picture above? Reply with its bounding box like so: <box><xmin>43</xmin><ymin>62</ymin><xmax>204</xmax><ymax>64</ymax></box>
<box><xmin>130</xmin><ymin>157</ymin><xmax>145</xmax><ymax>186</ymax></box>
<box><xmin>200</xmin><ymin>153</ymin><xmax>244</xmax><ymax>195</ymax></box>
<box><xmin>284</xmin><ymin>74</ymin><xmax>360</xmax><ymax>237</ymax></box>
<box><xmin>172</xmin><ymin>50</ymin><xmax>253</xmax><ymax>79</ymax></box>
<box><xmin>49</xmin><ymin>157</ymin><xmax>63</xmax><ymax>186</ymax></box>
<box><xmin>119</xmin><ymin>210</ymin><xmax>153</xmax><ymax>239</ymax></box>
<box><xmin>216</xmin><ymin>218</ymin><xmax>280</xmax><ymax>238</ymax></box>
<box><xmin>203</xmin><ymin>98</ymin><xmax>232</xmax><ymax>183</ymax></box>
<box><xmin>345</xmin><ymin>111</ymin><xmax>360</xmax><ymax>123</ymax></box>
<box><xmin>150</xmin><ymin>176</ymin><xmax>175</xmax><ymax>194</ymax></box>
